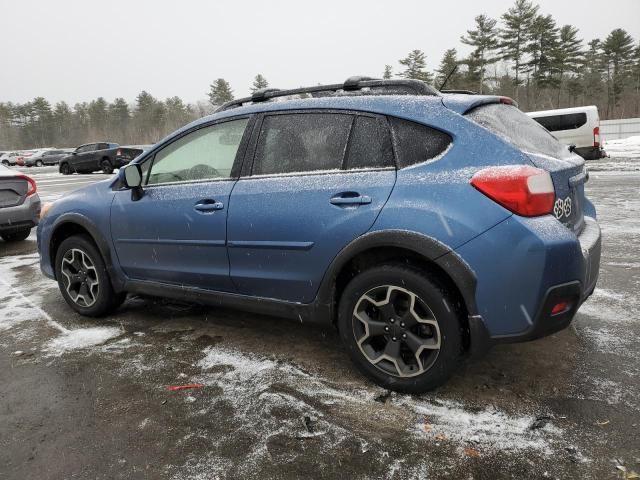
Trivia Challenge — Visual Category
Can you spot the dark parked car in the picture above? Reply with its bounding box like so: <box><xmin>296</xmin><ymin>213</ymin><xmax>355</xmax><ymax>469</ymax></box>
<box><xmin>59</xmin><ymin>143</ymin><xmax>143</xmax><ymax>175</ymax></box>
<box><xmin>0</xmin><ymin>164</ymin><xmax>40</xmax><ymax>241</ymax></box>
<box><xmin>38</xmin><ymin>78</ymin><xmax>601</xmax><ymax>392</ymax></box>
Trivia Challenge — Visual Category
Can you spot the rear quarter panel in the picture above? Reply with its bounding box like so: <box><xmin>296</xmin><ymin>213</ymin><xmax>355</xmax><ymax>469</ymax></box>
<box><xmin>372</xmin><ymin>109</ymin><xmax>529</xmax><ymax>250</ymax></box>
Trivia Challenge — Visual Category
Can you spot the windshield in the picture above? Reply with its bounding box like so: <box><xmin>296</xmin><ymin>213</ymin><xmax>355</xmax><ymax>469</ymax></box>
<box><xmin>466</xmin><ymin>103</ymin><xmax>573</xmax><ymax>160</ymax></box>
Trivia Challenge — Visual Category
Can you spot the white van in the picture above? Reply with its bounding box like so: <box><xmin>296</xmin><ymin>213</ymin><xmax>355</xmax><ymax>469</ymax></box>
<box><xmin>527</xmin><ymin>106</ymin><xmax>606</xmax><ymax>160</ymax></box>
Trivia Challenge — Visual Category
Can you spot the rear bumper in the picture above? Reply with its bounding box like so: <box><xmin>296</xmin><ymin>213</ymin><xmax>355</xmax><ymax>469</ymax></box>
<box><xmin>0</xmin><ymin>195</ymin><xmax>41</xmax><ymax>234</ymax></box>
<box><xmin>575</xmin><ymin>146</ymin><xmax>606</xmax><ymax>160</ymax></box>
<box><xmin>458</xmin><ymin>215</ymin><xmax>601</xmax><ymax>348</ymax></box>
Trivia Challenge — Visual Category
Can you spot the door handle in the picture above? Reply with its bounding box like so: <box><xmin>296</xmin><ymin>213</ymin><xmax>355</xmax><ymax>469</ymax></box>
<box><xmin>194</xmin><ymin>199</ymin><xmax>224</xmax><ymax>212</ymax></box>
<box><xmin>330</xmin><ymin>192</ymin><xmax>372</xmax><ymax>206</ymax></box>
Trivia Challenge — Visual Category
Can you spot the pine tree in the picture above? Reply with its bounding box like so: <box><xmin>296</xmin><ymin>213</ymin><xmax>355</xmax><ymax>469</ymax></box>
<box><xmin>461</xmin><ymin>14</ymin><xmax>499</xmax><ymax>93</ymax></box>
<box><xmin>552</xmin><ymin>25</ymin><xmax>583</xmax><ymax>107</ymax></box>
<box><xmin>251</xmin><ymin>74</ymin><xmax>269</xmax><ymax>93</ymax></box>
<box><xmin>500</xmin><ymin>0</ymin><xmax>539</xmax><ymax>101</ymax></box>
<box><xmin>435</xmin><ymin>49</ymin><xmax>462</xmax><ymax>90</ymax></box>
<box><xmin>88</xmin><ymin>97</ymin><xmax>109</xmax><ymax>139</ymax></box>
<box><xmin>108</xmin><ymin>98</ymin><xmax>130</xmax><ymax>144</ymax></box>
<box><xmin>383</xmin><ymin>65</ymin><xmax>393</xmax><ymax>79</ymax></box>
<box><xmin>165</xmin><ymin>96</ymin><xmax>193</xmax><ymax>132</ymax></box>
<box><xmin>602</xmin><ymin>28</ymin><xmax>636</xmax><ymax>117</ymax></box>
<box><xmin>27</xmin><ymin>97</ymin><xmax>53</xmax><ymax>147</ymax></box>
<box><xmin>525</xmin><ymin>14</ymin><xmax>560</xmax><ymax>106</ymax></box>
<box><xmin>398</xmin><ymin>50</ymin><xmax>433</xmax><ymax>83</ymax></box>
<box><xmin>134</xmin><ymin>91</ymin><xmax>166</xmax><ymax>143</ymax></box>
<box><xmin>633</xmin><ymin>42</ymin><xmax>640</xmax><ymax>116</ymax></box>
<box><xmin>582</xmin><ymin>39</ymin><xmax>605</xmax><ymax>108</ymax></box>
<box><xmin>208</xmin><ymin>78</ymin><xmax>234</xmax><ymax>106</ymax></box>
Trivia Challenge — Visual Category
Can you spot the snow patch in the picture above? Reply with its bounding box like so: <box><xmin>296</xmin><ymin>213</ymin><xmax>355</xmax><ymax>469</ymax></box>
<box><xmin>604</xmin><ymin>135</ymin><xmax>640</xmax><ymax>158</ymax></box>
<box><xmin>398</xmin><ymin>398</ymin><xmax>560</xmax><ymax>453</ymax></box>
<box><xmin>44</xmin><ymin>326</ymin><xmax>121</xmax><ymax>356</ymax></box>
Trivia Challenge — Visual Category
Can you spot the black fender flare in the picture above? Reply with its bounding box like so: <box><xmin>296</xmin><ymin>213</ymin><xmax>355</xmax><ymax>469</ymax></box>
<box><xmin>50</xmin><ymin>213</ymin><xmax>124</xmax><ymax>290</ymax></box>
<box><xmin>312</xmin><ymin>229</ymin><xmax>478</xmax><ymax>320</ymax></box>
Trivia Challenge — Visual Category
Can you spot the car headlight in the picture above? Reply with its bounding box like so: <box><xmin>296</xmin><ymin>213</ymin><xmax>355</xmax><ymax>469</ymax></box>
<box><xmin>40</xmin><ymin>202</ymin><xmax>53</xmax><ymax>219</ymax></box>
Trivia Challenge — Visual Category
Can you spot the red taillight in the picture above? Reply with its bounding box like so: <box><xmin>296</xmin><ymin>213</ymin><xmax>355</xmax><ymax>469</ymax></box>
<box><xmin>551</xmin><ymin>301</ymin><xmax>570</xmax><ymax>315</ymax></box>
<box><xmin>593</xmin><ymin>126</ymin><xmax>600</xmax><ymax>148</ymax></box>
<box><xmin>471</xmin><ymin>165</ymin><xmax>555</xmax><ymax>217</ymax></box>
<box><xmin>17</xmin><ymin>174</ymin><xmax>37</xmax><ymax>196</ymax></box>
<box><xmin>499</xmin><ymin>96</ymin><xmax>515</xmax><ymax>106</ymax></box>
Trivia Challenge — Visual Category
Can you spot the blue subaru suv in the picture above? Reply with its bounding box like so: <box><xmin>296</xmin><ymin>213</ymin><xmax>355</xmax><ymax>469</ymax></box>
<box><xmin>37</xmin><ymin>78</ymin><xmax>601</xmax><ymax>392</ymax></box>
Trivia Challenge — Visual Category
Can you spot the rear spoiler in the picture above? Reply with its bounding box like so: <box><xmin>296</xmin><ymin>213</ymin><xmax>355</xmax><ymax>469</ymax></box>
<box><xmin>441</xmin><ymin>94</ymin><xmax>518</xmax><ymax>115</ymax></box>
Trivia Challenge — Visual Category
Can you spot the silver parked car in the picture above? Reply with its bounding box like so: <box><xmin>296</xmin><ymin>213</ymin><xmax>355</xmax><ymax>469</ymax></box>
<box><xmin>25</xmin><ymin>149</ymin><xmax>71</xmax><ymax>167</ymax></box>
<box><xmin>0</xmin><ymin>164</ymin><xmax>41</xmax><ymax>241</ymax></box>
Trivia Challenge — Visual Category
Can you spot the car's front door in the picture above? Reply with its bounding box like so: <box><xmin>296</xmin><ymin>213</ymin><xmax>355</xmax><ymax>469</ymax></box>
<box><xmin>227</xmin><ymin>111</ymin><xmax>397</xmax><ymax>303</ymax></box>
<box><xmin>110</xmin><ymin>117</ymin><xmax>252</xmax><ymax>290</ymax></box>
<box><xmin>74</xmin><ymin>144</ymin><xmax>94</xmax><ymax>171</ymax></box>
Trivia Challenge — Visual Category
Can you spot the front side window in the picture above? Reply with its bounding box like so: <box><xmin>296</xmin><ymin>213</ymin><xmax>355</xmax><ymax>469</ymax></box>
<box><xmin>146</xmin><ymin>118</ymin><xmax>249</xmax><ymax>185</ymax></box>
<box><xmin>76</xmin><ymin>145</ymin><xmax>89</xmax><ymax>153</ymax></box>
<box><xmin>252</xmin><ymin>113</ymin><xmax>352</xmax><ymax>175</ymax></box>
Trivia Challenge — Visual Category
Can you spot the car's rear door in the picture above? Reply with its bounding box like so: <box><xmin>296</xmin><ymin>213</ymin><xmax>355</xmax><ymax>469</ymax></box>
<box><xmin>227</xmin><ymin>111</ymin><xmax>397</xmax><ymax>303</ymax></box>
<box><xmin>110</xmin><ymin>117</ymin><xmax>252</xmax><ymax>290</ymax></box>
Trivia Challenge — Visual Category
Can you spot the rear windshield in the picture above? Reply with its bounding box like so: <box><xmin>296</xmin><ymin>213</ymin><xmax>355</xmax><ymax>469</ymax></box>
<box><xmin>466</xmin><ymin>103</ymin><xmax>572</xmax><ymax>160</ymax></box>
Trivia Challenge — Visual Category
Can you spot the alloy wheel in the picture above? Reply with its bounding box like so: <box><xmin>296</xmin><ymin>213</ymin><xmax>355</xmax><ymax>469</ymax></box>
<box><xmin>352</xmin><ymin>285</ymin><xmax>441</xmax><ymax>378</ymax></box>
<box><xmin>60</xmin><ymin>248</ymin><xmax>100</xmax><ymax>307</ymax></box>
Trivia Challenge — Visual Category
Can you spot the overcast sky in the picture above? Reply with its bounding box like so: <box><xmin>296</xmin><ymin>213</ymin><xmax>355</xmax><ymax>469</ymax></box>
<box><xmin>1</xmin><ymin>0</ymin><xmax>639</xmax><ymax>105</ymax></box>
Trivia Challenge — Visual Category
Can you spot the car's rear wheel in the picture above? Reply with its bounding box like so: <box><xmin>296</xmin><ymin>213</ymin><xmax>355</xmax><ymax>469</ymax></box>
<box><xmin>54</xmin><ymin>235</ymin><xmax>126</xmax><ymax>316</ymax></box>
<box><xmin>60</xmin><ymin>163</ymin><xmax>71</xmax><ymax>175</ymax></box>
<box><xmin>1</xmin><ymin>229</ymin><xmax>31</xmax><ymax>242</ymax></box>
<box><xmin>35</xmin><ymin>160</ymin><xmax>43</xmax><ymax>167</ymax></box>
<box><xmin>101</xmin><ymin>159</ymin><xmax>113</xmax><ymax>174</ymax></box>
<box><xmin>338</xmin><ymin>264</ymin><xmax>463</xmax><ymax>393</ymax></box>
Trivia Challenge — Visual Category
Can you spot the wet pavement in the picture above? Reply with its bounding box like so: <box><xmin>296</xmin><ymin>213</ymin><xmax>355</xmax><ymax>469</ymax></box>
<box><xmin>0</xmin><ymin>164</ymin><xmax>638</xmax><ymax>479</ymax></box>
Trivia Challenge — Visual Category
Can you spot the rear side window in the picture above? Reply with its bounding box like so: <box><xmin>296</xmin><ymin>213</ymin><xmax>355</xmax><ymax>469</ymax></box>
<box><xmin>467</xmin><ymin>104</ymin><xmax>572</xmax><ymax>159</ymax></box>
<box><xmin>389</xmin><ymin>117</ymin><xmax>452</xmax><ymax>168</ymax></box>
<box><xmin>532</xmin><ymin>113</ymin><xmax>587</xmax><ymax>132</ymax></box>
<box><xmin>253</xmin><ymin>113</ymin><xmax>352</xmax><ymax>175</ymax></box>
<box><xmin>345</xmin><ymin>116</ymin><xmax>394</xmax><ymax>170</ymax></box>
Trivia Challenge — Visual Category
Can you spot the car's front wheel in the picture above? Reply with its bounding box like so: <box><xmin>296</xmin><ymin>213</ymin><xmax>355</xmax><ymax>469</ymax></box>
<box><xmin>60</xmin><ymin>163</ymin><xmax>71</xmax><ymax>175</ymax></box>
<box><xmin>1</xmin><ymin>229</ymin><xmax>31</xmax><ymax>242</ymax></box>
<box><xmin>54</xmin><ymin>235</ymin><xmax>126</xmax><ymax>316</ymax></box>
<box><xmin>338</xmin><ymin>264</ymin><xmax>463</xmax><ymax>393</ymax></box>
<box><xmin>1</xmin><ymin>160</ymin><xmax>8</xmax><ymax>166</ymax></box>
<box><xmin>35</xmin><ymin>160</ymin><xmax>43</xmax><ymax>167</ymax></box>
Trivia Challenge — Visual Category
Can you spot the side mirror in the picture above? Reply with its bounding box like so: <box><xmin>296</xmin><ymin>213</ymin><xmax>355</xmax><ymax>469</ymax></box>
<box><xmin>120</xmin><ymin>164</ymin><xmax>144</xmax><ymax>201</ymax></box>
<box><xmin>121</xmin><ymin>163</ymin><xmax>142</xmax><ymax>188</ymax></box>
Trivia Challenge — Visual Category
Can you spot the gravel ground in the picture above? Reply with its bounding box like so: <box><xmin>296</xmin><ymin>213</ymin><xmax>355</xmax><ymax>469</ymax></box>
<box><xmin>0</xmin><ymin>161</ymin><xmax>638</xmax><ymax>480</ymax></box>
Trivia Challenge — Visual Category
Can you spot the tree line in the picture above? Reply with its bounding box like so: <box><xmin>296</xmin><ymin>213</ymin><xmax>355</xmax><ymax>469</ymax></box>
<box><xmin>1</xmin><ymin>0</ymin><xmax>639</xmax><ymax>151</ymax></box>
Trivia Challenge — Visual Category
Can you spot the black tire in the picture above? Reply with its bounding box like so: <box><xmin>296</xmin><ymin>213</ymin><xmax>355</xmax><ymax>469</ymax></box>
<box><xmin>54</xmin><ymin>234</ymin><xmax>126</xmax><ymax>316</ymax></box>
<box><xmin>35</xmin><ymin>160</ymin><xmax>43</xmax><ymax>167</ymax></box>
<box><xmin>1</xmin><ymin>229</ymin><xmax>31</xmax><ymax>242</ymax></box>
<box><xmin>101</xmin><ymin>159</ymin><xmax>113</xmax><ymax>174</ymax></box>
<box><xmin>60</xmin><ymin>163</ymin><xmax>71</xmax><ymax>175</ymax></box>
<box><xmin>337</xmin><ymin>264</ymin><xmax>463</xmax><ymax>393</ymax></box>
<box><xmin>1</xmin><ymin>160</ymin><xmax>8</xmax><ymax>166</ymax></box>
